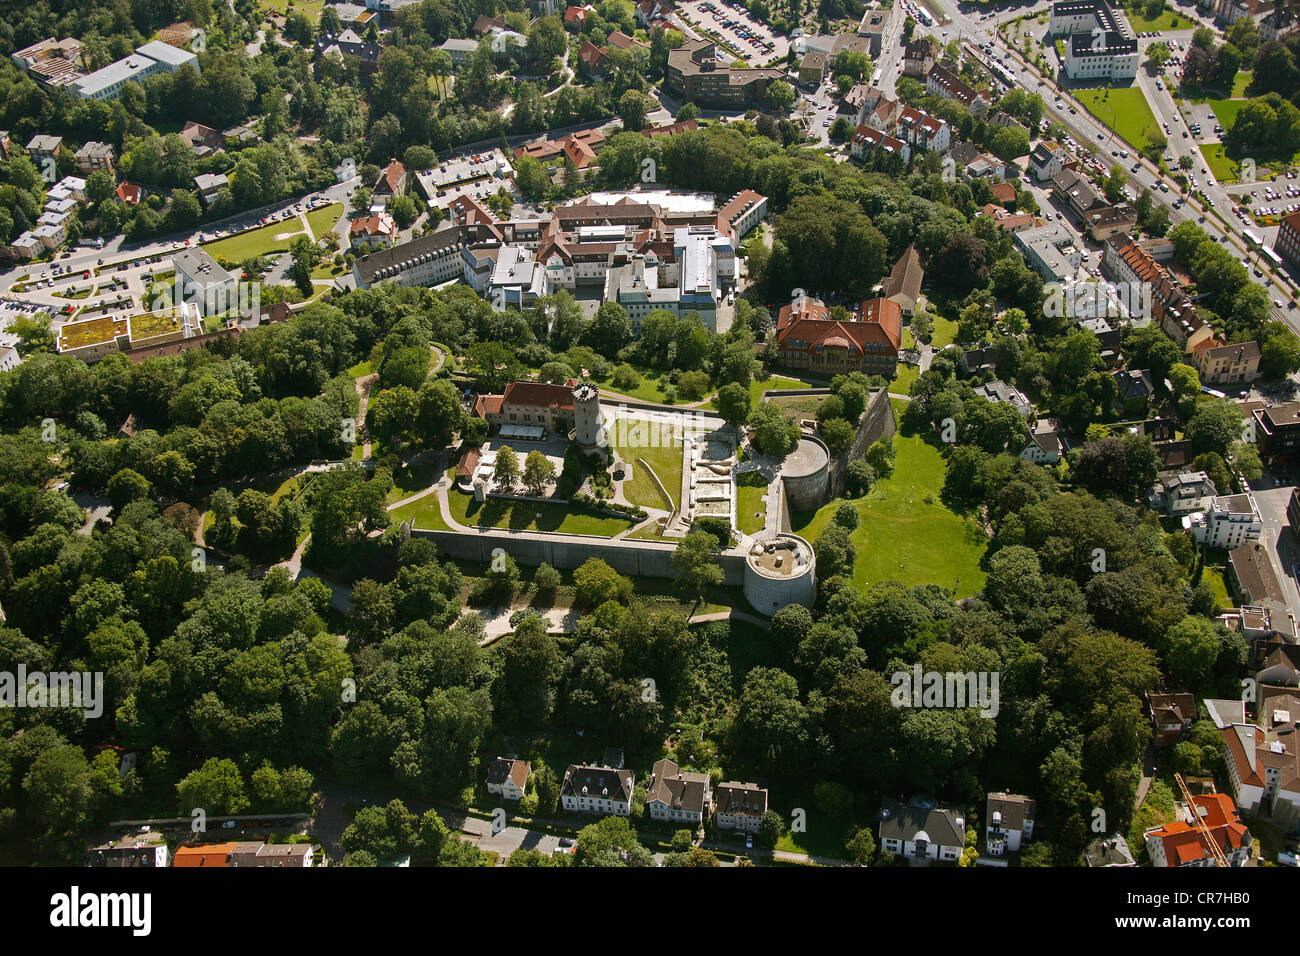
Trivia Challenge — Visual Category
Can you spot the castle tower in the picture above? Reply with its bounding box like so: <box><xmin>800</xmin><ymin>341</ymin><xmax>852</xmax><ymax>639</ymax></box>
<box><xmin>573</xmin><ymin>382</ymin><xmax>604</xmax><ymax>448</ymax></box>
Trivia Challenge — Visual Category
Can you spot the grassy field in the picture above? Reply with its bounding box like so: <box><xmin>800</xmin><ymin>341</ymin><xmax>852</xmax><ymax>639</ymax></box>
<box><xmin>1201</xmin><ymin>140</ymin><xmax>1295</xmax><ymax>183</ymax></box>
<box><xmin>261</xmin><ymin>0</ymin><xmax>326</xmax><ymax>21</ymax></box>
<box><xmin>304</xmin><ymin>202</ymin><xmax>343</xmax><ymax>238</ymax></box>
<box><xmin>385</xmin><ymin>460</ymin><xmax>443</xmax><ymax>505</ymax></box>
<box><xmin>611</xmin><ymin>418</ymin><xmax>690</xmax><ymax>510</ymax></box>
<box><xmin>446</xmin><ymin>487</ymin><xmax>635</xmax><ymax>536</ymax></box>
<box><xmin>1121</xmin><ymin>3</ymin><xmax>1189</xmax><ymax>30</ymax></box>
<box><xmin>698</xmin><ymin>372</ymin><xmax>819</xmax><ymax>411</ymax></box>
<box><xmin>930</xmin><ymin>314</ymin><xmax>959</xmax><ymax>349</ymax></box>
<box><xmin>890</xmin><ymin>363</ymin><xmax>920</xmax><ymax>396</ymax></box>
<box><xmin>1074</xmin><ymin>86</ymin><xmax>1161</xmax><ymax>151</ymax></box>
<box><xmin>203</xmin><ymin>219</ymin><xmax>304</xmax><ymax>262</ymax></box>
<box><xmin>737</xmin><ymin>482</ymin><xmax>766</xmax><ymax>534</ymax></box>
<box><xmin>790</xmin><ymin>430</ymin><xmax>989</xmax><ymax>596</ymax></box>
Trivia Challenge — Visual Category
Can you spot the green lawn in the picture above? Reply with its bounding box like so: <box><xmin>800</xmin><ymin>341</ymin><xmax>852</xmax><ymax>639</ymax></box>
<box><xmin>385</xmin><ymin>460</ymin><xmax>442</xmax><ymax>505</ymax></box>
<box><xmin>448</xmin><ymin>487</ymin><xmax>634</xmax><ymax>536</ymax></box>
<box><xmin>790</xmin><ymin>431</ymin><xmax>989</xmax><ymax>596</ymax></box>
<box><xmin>1120</xmin><ymin>3</ymin><xmax>1188</xmax><ymax>30</ymax></box>
<box><xmin>347</xmin><ymin>359</ymin><xmax>377</xmax><ymax>378</ymax></box>
<box><xmin>597</xmin><ymin>369</ymin><xmax>677</xmax><ymax>403</ymax></box>
<box><xmin>612</xmin><ymin>419</ymin><xmax>690</xmax><ymax>510</ymax></box>
<box><xmin>304</xmin><ymin>202</ymin><xmax>343</xmax><ymax>238</ymax></box>
<box><xmin>737</xmin><ymin>482</ymin><xmax>766</xmax><ymax>535</ymax></box>
<box><xmin>203</xmin><ymin>218</ymin><xmax>305</xmax><ymax>262</ymax></box>
<box><xmin>890</xmin><ymin>364</ymin><xmax>919</xmax><ymax>396</ymax></box>
<box><xmin>701</xmin><ymin>373</ymin><xmax>821</xmax><ymax>411</ymax></box>
<box><xmin>930</xmin><ymin>314</ymin><xmax>958</xmax><ymax>349</ymax></box>
<box><xmin>1200</xmin><ymin>140</ymin><xmax>1295</xmax><ymax>183</ymax></box>
<box><xmin>1073</xmin><ymin>86</ymin><xmax>1162</xmax><ymax>151</ymax></box>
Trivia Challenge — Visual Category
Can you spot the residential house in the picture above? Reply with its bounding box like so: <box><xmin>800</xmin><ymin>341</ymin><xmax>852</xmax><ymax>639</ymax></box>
<box><xmin>1190</xmin><ymin>339</ymin><xmax>1260</xmax><ymax>388</ymax></box>
<box><xmin>349</xmin><ymin>212</ymin><xmax>399</xmax><ymax>250</ymax></box>
<box><xmin>878</xmin><ymin>797</ymin><xmax>966</xmax><ymax>863</ymax></box>
<box><xmin>1144</xmin><ymin>792</ymin><xmax>1252</xmax><ymax>866</ymax></box>
<box><xmin>1029</xmin><ymin>139</ymin><xmax>1074</xmax><ymax>182</ymax></box>
<box><xmin>714</xmin><ymin>781</ymin><xmax>768</xmax><ymax>833</ymax></box>
<box><xmin>903</xmin><ymin>37</ymin><xmax>938</xmax><ymax>77</ymax></box>
<box><xmin>85</xmin><ymin>831</ymin><xmax>170</xmax><ymax>868</ymax></box>
<box><xmin>73</xmin><ymin>141</ymin><xmax>113</xmax><ymax>174</ymax></box>
<box><xmin>1276</xmin><ymin>210</ymin><xmax>1300</xmax><ymax>268</ymax></box>
<box><xmin>372</xmin><ymin>159</ymin><xmax>408</xmax><ymax>204</ymax></box>
<box><xmin>850</xmin><ymin>125</ymin><xmax>911</xmax><ymax>166</ymax></box>
<box><xmin>485</xmin><ymin>757</ymin><xmax>531</xmax><ymax>801</ymax></box>
<box><xmin>1084</xmin><ymin>833</ymin><xmax>1136</xmax><ymax>866</ymax></box>
<box><xmin>179</xmin><ymin>121</ymin><xmax>224</xmax><ymax>157</ymax></box>
<box><xmin>115</xmin><ymin>182</ymin><xmax>144</xmax><ymax>205</ymax></box>
<box><xmin>227</xmin><ymin>842</ymin><xmax>315</xmax><ymax>867</ymax></box>
<box><xmin>560</xmin><ymin>763</ymin><xmax>635</xmax><ymax>816</ymax></box>
<box><xmin>646</xmin><ymin>758</ymin><xmax>711</xmax><ymax>826</ymax></box>
<box><xmin>925</xmin><ymin>63</ymin><xmax>989</xmax><ymax>118</ymax></box>
<box><xmin>172</xmin><ymin>843</ymin><xmax>237</xmax><ymax>867</ymax></box>
<box><xmin>194</xmin><ymin>172</ymin><xmax>228</xmax><ymax>206</ymax></box>
<box><xmin>985</xmin><ymin>792</ymin><xmax>1036</xmax><ymax>855</ymax></box>
<box><xmin>173</xmin><ymin>246</ymin><xmax>238</xmax><ymax>317</ymax></box>
<box><xmin>1147</xmin><ymin>691</ymin><xmax>1197</xmax><ymax>745</ymax></box>
<box><xmin>881</xmin><ymin>245</ymin><xmax>924</xmax><ymax>317</ymax></box>
<box><xmin>797</xmin><ymin>51</ymin><xmax>828</xmax><ymax>87</ymax></box>
<box><xmin>1112</xmin><ymin>368</ymin><xmax>1154</xmax><ymax>416</ymax></box>
<box><xmin>973</xmin><ymin>379</ymin><xmax>1032</xmax><ymax>418</ymax></box>
<box><xmin>1147</xmin><ymin>470</ymin><xmax>1218</xmax><ymax>516</ymax></box>
<box><xmin>438</xmin><ymin>37</ymin><xmax>479</xmax><ymax>65</ymax></box>
<box><xmin>961</xmin><ymin>346</ymin><xmax>997</xmax><ymax>376</ymax></box>
<box><xmin>1250</xmin><ymin>401</ymin><xmax>1300</xmax><ymax>466</ymax></box>
<box><xmin>1216</xmin><ymin>684</ymin><xmax>1300</xmax><ymax>828</ymax></box>
<box><xmin>1020</xmin><ymin>417</ymin><xmax>1065</xmax><ymax>464</ymax></box>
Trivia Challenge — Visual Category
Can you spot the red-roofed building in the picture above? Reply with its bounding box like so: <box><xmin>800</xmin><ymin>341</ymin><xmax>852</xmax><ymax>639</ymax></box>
<box><xmin>1275</xmin><ymin>210</ymin><xmax>1300</xmax><ymax>268</ymax></box>
<box><xmin>514</xmin><ymin>128</ymin><xmax>605</xmax><ymax>169</ymax></box>
<box><xmin>173</xmin><ymin>843</ymin><xmax>238</xmax><ymax>868</ymax></box>
<box><xmin>1143</xmin><ymin>792</ymin><xmax>1252</xmax><ymax>867</ymax></box>
<box><xmin>350</xmin><ymin>212</ymin><xmax>398</xmax><ymax>250</ymax></box>
<box><xmin>641</xmin><ymin>118</ymin><xmax>698</xmax><ymax>139</ymax></box>
<box><xmin>473</xmin><ymin>379</ymin><xmax>579</xmax><ymax>433</ymax></box>
<box><xmin>579</xmin><ymin>38</ymin><xmax>609</xmax><ymax>74</ymax></box>
<box><xmin>115</xmin><ymin>181</ymin><xmax>144</xmax><ymax>204</ymax></box>
<box><xmin>851</xmin><ymin>124</ymin><xmax>911</xmax><ymax>165</ymax></box>
<box><xmin>775</xmin><ymin>294</ymin><xmax>900</xmax><ymax>377</ymax></box>
<box><xmin>565</xmin><ymin>4</ymin><xmax>595</xmax><ymax>24</ymax></box>
<box><xmin>373</xmin><ymin>159</ymin><xmax>407</xmax><ymax>204</ymax></box>
<box><xmin>714</xmin><ymin>189</ymin><xmax>767</xmax><ymax>240</ymax></box>
<box><xmin>989</xmin><ymin>182</ymin><xmax>1017</xmax><ymax>205</ymax></box>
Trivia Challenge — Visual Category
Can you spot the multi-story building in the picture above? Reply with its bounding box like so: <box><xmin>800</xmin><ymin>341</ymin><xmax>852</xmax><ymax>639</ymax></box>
<box><xmin>903</xmin><ymin>37</ymin><xmax>938</xmax><ymax>77</ymax></box>
<box><xmin>85</xmin><ymin>832</ymin><xmax>171</xmax><ymax>868</ymax></box>
<box><xmin>473</xmin><ymin>379</ymin><xmax>578</xmax><ymax>435</ymax></box>
<box><xmin>1274</xmin><ymin>210</ymin><xmax>1300</xmax><ymax>268</ymax></box>
<box><xmin>985</xmin><ymin>792</ymin><xmax>1036</xmax><ymax>855</ymax></box>
<box><xmin>1049</xmin><ymin>0</ymin><xmax>1138</xmax><ymax>81</ymax></box>
<box><xmin>1144</xmin><ymin>792</ymin><xmax>1252</xmax><ymax>866</ymax></box>
<box><xmin>194</xmin><ymin>173</ymin><xmax>228</xmax><ymax>206</ymax></box>
<box><xmin>1028</xmin><ymin>140</ymin><xmax>1073</xmax><ymax>182</ymax></box>
<box><xmin>714</xmin><ymin>781</ymin><xmax>768</xmax><ymax>833</ymax></box>
<box><xmin>850</xmin><ymin>124</ymin><xmax>911</xmax><ymax>166</ymax></box>
<box><xmin>72</xmin><ymin>41</ymin><xmax>199</xmax><ymax>100</ymax></box>
<box><xmin>1249</xmin><ymin>401</ymin><xmax>1300</xmax><ymax>466</ymax></box>
<box><xmin>925</xmin><ymin>64</ymin><xmax>989</xmax><ymax>118</ymax></box>
<box><xmin>666</xmin><ymin>40</ymin><xmax>785</xmax><ymax>107</ymax></box>
<box><xmin>173</xmin><ymin>247</ymin><xmax>238</xmax><ymax>317</ymax></box>
<box><xmin>73</xmin><ymin>141</ymin><xmax>113</xmax><ymax>174</ymax></box>
<box><xmin>560</xmin><ymin>763</ymin><xmax>635</xmax><ymax>817</ymax></box>
<box><xmin>353</xmin><ymin>223</ymin><xmax>500</xmax><ymax>289</ymax></box>
<box><xmin>1186</xmin><ymin>493</ymin><xmax>1263</xmax><ymax>550</ymax></box>
<box><xmin>882</xmin><ymin>245</ymin><xmax>924</xmax><ymax>317</ymax></box>
<box><xmin>879</xmin><ymin>797</ymin><xmax>966</xmax><ymax>863</ymax></box>
<box><xmin>774</xmin><ymin>294</ymin><xmax>901</xmax><ymax>377</ymax></box>
<box><xmin>1227</xmin><ymin>542</ymin><xmax>1285</xmax><ymax>607</ymax></box>
<box><xmin>1147</xmin><ymin>470</ymin><xmax>1218</xmax><ymax>516</ymax></box>
<box><xmin>973</xmin><ymin>379</ymin><xmax>1032</xmax><ymax>418</ymax></box>
<box><xmin>372</xmin><ymin>159</ymin><xmax>408</xmax><ymax>204</ymax></box>
<box><xmin>1013</xmin><ymin>222</ymin><xmax>1082</xmax><ymax>284</ymax></box>
<box><xmin>1189</xmin><ymin>339</ymin><xmax>1260</xmax><ymax>387</ymax></box>
<box><xmin>646</xmin><ymin>759</ymin><xmax>712</xmax><ymax>826</ymax></box>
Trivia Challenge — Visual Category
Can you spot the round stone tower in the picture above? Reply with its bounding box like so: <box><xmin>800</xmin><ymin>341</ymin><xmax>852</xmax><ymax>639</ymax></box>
<box><xmin>573</xmin><ymin>382</ymin><xmax>604</xmax><ymax>449</ymax></box>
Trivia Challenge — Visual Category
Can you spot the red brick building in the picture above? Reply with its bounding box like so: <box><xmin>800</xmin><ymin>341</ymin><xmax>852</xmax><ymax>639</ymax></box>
<box><xmin>774</xmin><ymin>294</ymin><xmax>900</xmax><ymax>376</ymax></box>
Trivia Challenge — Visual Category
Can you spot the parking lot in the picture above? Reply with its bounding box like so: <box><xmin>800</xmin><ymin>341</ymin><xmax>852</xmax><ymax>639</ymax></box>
<box><xmin>677</xmin><ymin>0</ymin><xmax>788</xmax><ymax>64</ymax></box>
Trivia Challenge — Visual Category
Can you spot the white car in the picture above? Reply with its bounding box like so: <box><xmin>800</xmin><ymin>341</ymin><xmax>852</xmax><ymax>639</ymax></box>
<box><xmin>1279</xmin><ymin>851</ymin><xmax>1298</xmax><ymax>867</ymax></box>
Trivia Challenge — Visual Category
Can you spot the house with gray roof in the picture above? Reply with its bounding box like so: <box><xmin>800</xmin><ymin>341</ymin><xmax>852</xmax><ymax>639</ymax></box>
<box><xmin>879</xmin><ymin>797</ymin><xmax>966</xmax><ymax>863</ymax></box>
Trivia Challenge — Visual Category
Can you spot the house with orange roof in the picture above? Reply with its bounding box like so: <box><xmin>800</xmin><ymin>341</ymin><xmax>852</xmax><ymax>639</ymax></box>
<box><xmin>472</xmin><ymin>379</ymin><xmax>579</xmax><ymax>434</ymax></box>
<box><xmin>115</xmin><ymin>181</ymin><xmax>144</xmax><ymax>204</ymax></box>
<box><xmin>173</xmin><ymin>842</ymin><xmax>237</xmax><ymax>867</ymax></box>
<box><xmin>775</xmin><ymin>294</ymin><xmax>901</xmax><ymax>377</ymax></box>
<box><xmin>372</xmin><ymin>158</ymin><xmax>407</xmax><ymax>204</ymax></box>
<box><xmin>578</xmin><ymin>39</ymin><xmax>609</xmax><ymax>75</ymax></box>
<box><xmin>1143</xmin><ymin>792</ymin><xmax>1252</xmax><ymax>866</ymax></box>
<box><xmin>349</xmin><ymin>212</ymin><xmax>398</xmax><ymax>250</ymax></box>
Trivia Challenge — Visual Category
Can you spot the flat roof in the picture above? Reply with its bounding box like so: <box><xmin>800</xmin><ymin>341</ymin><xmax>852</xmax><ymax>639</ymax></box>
<box><xmin>57</xmin><ymin>315</ymin><xmax>128</xmax><ymax>351</ymax></box>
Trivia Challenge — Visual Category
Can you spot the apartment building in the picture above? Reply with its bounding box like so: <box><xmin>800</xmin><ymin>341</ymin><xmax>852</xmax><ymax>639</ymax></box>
<box><xmin>774</xmin><ymin>294</ymin><xmax>901</xmax><ymax>377</ymax></box>
<box><xmin>1144</xmin><ymin>792</ymin><xmax>1251</xmax><ymax>866</ymax></box>
<box><xmin>646</xmin><ymin>759</ymin><xmax>712</xmax><ymax>826</ymax></box>
<box><xmin>560</xmin><ymin>763</ymin><xmax>636</xmax><ymax>816</ymax></box>
<box><xmin>985</xmin><ymin>792</ymin><xmax>1036</xmax><ymax>855</ymax></box>
<box><xmin>666</xmin><ymin>40</ymin><xmax>785</xmax><ymax>107</ymax></box>
<box><xmin>714</xmin><ymin>781</ymin><xmax>768</xmax><ymax>833</ymax></box>
<box><xmin>1186</xmin><ymin>493</ymin><xmax>1263</xmax><ymax>550</ymax></box>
